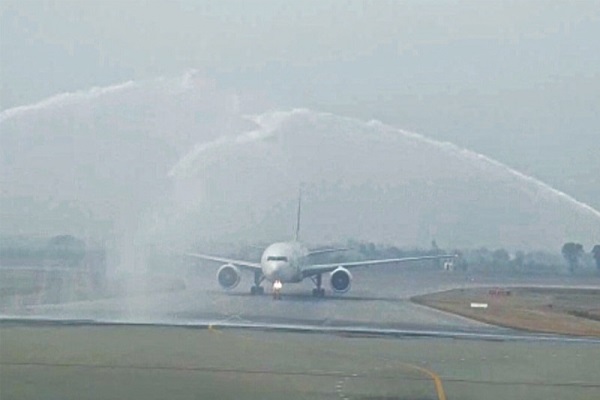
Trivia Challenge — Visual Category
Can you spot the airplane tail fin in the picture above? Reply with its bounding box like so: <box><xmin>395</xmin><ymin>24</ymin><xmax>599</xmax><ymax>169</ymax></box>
<box><xmin>294</xmin><ymin>189</ymin><xmax>302</xmax><ymax>241</ymax></box>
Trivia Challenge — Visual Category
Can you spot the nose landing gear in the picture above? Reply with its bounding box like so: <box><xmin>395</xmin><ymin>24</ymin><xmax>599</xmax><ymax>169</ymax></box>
<box><xmin>272</xmin><ymin>280</ymin><xmax>282</xmax><ymax>300</ymax></box>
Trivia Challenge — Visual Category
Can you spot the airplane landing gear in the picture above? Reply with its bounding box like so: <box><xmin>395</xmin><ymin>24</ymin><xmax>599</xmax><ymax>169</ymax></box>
<box><xmin>311</xmin><ymin>274</ymin><xmax>325</xmax><ymax>297</ymax></box>
<box><xmin>272</xmin><ymin>280</ymin><xmax>282</xmax><ymax>300</ymax></box>
<box><xmin>250</xmin><ymin>271</ymin><xmax>265</xmax><ymax>295</ymax></box>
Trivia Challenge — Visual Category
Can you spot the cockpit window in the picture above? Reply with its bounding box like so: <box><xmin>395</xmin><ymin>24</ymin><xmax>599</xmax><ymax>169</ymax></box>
<box><xmin>267</xmin><ymin>256</ymin><xmax>288</xmax><ymax>262</ymax></box>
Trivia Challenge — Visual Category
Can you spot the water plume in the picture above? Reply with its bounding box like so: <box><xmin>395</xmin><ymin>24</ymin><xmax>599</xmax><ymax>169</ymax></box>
<box><xmin>166</xmin><ymin>108</ymin><xmax>600</xmax><ymax>249</ymax></box>
<box><xmin>0</xmin><ymin>81</ymin><xmax>137</xmax><ymax>123</ymax></box>
<box><xmin>2</xmin><ymin>71</ymin><xmax>599</xmax><ymax>268</ymax></box>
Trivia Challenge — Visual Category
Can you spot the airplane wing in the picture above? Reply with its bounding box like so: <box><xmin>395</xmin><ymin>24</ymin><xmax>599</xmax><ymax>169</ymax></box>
<box><xmin>306</xmin><ymin>247</ymin><xmax>349</xmax><ymax>257</ymax></box>
<box><xmin>182</xmin><ymin>251</ymin><xmax>262</xmax><ymax>272</ymax></box>
<box><xmin>302</xmin><ymin>254</ymin><xmax>456</xmax><ymax>278</ymax></box>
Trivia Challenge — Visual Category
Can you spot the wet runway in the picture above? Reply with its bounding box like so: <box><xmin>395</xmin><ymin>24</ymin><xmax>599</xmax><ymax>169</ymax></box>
<box><xmin>5</xmin><ymin>269</ymin><xmax>599</xmax><ymax>333</ymax></box>
<box><xmin>2</xmin><ymin>270</ymin><xmax>493</xmax><ymax>329</ymax></box>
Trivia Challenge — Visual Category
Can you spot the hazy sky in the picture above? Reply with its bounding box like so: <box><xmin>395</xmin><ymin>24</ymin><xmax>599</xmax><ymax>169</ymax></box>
<box><xmin>1</xmin><ymin>0</ymin><xmax>599</xmax><ymax>208</ymax></box>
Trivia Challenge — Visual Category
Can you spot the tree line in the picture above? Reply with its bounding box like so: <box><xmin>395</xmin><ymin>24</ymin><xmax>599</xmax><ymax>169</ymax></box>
<box><xmin>0</xmin><ymin>235</ymin><xmax>88</xmax><ymax>265</ymax></box>
<box><xmin>562</xmin><ymin>242</ymin><xmax>600</xmax><ymax>274</ymax></box>
<box><xmin>315</xmin><ymin>240</ymin><xmax>600</xmax><ymax>275</ymax></box>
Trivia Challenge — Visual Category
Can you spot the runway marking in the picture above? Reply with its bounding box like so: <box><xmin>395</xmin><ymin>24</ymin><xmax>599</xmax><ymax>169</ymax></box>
<box><xmin>397</xmin><ymin>362</ymin><xmax>447</xmax><ymax>400</ymax></box>
<box><xmin>334</xmin><ymin>376</ymin><xmax>351</xmax><ymax>399</ymax></box>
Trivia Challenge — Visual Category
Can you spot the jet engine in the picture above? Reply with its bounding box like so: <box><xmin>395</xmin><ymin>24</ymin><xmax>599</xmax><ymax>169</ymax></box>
<box><xmin>329</xmin><ymin>267</ymin><xmax>352</xmax><ymax>293</ymax></box>
<box><xmin>217</xmin><ymin>264</ymin><xmax>241</xmax><ymax>289</ymax></box>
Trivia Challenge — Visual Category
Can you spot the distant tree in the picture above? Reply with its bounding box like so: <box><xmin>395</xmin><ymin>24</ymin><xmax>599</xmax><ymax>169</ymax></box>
<box><xmin>48</xmin><ymin>234</ymin><xmax>83</xmax><ymax>249</ymax></box>
<box><xmin>523</xmin><ymin>250</ymin><xmax>563</xmax><ymax>274</ymax></box>
<box><xmin>47</xmin><ymin>235</ymin><xmax>85</xmax><ymax>265</ymax></box>
<box><xmin>356</xmin><ymin>242</ymin><xmax>378</xmax><ymax>258</ymax></box>
<box><xmin>511</xmin><ymin>250</ymin><xmax>525</xmax><ymax>271</ymax></box>
<box><xmin>592</xmin><ymin>245</ymin><xmax>600</xmax><ymax>272</ymax></box>
<box><xmin>471</xmin><ymin>247</ymin><xmax>493</xmax><ymax>270</ymax></box>
<box><xmin>561</xmin><ymin>242</ymin><xmax>584</xmax><ymax>274</ymax></box>
<box><xmin>367</xmin><ymin>242</ymin><xmax>376</xmax><ymax>257</ymax></box>
<box><xmin>492</xmin><ymin>248</ymin><xmax>510</xmax><ymax>269</ymax></box>
<box><xmin>385</xmin><ymin>246</ymin><xmax>403</xmax><ymax>258</ymax></box>
<box><xmin>430</xmin><ymin>240</ymin><xmax>441</xmax><ymax>268</ymax></box>
<box><xmin>453</xmin><ymin>249</ymin><xmax>467</xmax><ymax>271</ymax></box>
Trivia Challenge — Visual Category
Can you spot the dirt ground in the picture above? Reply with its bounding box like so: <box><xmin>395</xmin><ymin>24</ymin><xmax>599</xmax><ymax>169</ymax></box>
<box><xmin>412</xmin><ymin>287</ymin><xmax>600</xmax><ymax>337</ymax></box>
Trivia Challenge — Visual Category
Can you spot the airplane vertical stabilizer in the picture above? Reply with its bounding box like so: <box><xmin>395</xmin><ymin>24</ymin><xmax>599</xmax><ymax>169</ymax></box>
<box><xmin>294</xmin><ymin>189</ymin><xmax>302</xmax><ymax>241</ymax></box>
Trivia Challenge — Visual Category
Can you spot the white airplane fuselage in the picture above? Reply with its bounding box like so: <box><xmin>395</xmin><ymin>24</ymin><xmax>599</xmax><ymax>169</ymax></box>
<box><xmin>260</xmin><ymin>241</ymin><xmax>308</xmax><ymax>283</ymax></box>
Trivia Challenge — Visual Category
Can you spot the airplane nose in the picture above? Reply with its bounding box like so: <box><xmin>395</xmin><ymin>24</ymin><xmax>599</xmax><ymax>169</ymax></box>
<box><xmin>267</xmin><ymin>261</ymin><xmax>283</xmax><ymax>279</ymax></box>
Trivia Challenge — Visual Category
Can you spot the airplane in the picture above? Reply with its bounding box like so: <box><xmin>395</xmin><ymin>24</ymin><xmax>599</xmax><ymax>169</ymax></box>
<box><xmin>183</xmin><ymin>194</ymin><xmax>456</xmax><ymax>298</ymax></box>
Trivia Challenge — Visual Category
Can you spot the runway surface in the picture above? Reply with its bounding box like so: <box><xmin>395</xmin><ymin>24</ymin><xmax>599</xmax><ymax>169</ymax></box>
<box><xmin>2</xmin><ymin>270</ymin><xmax>600</xmax><ymax>399</ymax></box>
<box><xmin>4</xmin><ymin>269</ymin><xmax>599</xmax><ymax>334</ymax></box>
<box><xmin>1</xmin><ymin>324</ymin><xmax>599</xmax><ymax>400</ymax></box>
